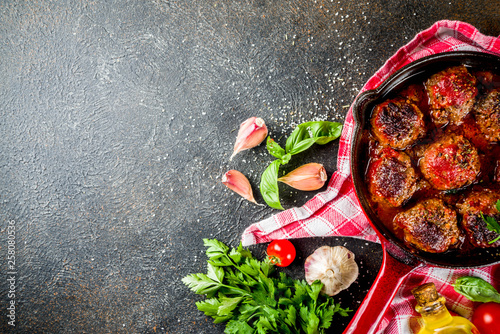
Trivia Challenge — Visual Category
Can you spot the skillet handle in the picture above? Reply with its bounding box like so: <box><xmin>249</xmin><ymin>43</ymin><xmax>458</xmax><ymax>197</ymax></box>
<box><xmin>343</xmin><ymin>244</ymin><xmax>421</xmax><ymax>334</ymax></box>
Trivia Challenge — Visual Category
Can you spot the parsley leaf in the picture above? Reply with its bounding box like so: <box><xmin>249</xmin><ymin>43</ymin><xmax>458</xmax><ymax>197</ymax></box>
<box><xmin>182</xmin><ymin>238</ymin><xmax>351</xmax><ymax>333</ymax></box>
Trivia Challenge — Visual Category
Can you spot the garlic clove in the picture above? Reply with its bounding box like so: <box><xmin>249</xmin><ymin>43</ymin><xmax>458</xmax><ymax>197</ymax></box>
<box><xmin>277</xmin><ymin>163</ymin><xmax>327</xmax><ymax>191</ymax></box>
<box><xmin>230</xmin><ymin>117</ymin><xmax>268</xmax><ymax>161</ymax></box>
<box><xmin>221</xmin><ymin>170</ymin><xmax>258</xmax><ymax>204</ymax></box>
<box><xmin>304</xmin><ymin>246</ymin><xmax>359</xmax><ymax>296</ymax></box>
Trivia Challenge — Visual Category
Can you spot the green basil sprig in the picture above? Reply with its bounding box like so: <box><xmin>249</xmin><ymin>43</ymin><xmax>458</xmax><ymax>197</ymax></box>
<box><xmin>453</xmin><ymin>276</ymin><xmax>500</xmax><ymax>303</ymax></box>
<box><xmin>259</xmin><ymin>121</ymin><xmax>342</xmax><ymax>210</ymax></box>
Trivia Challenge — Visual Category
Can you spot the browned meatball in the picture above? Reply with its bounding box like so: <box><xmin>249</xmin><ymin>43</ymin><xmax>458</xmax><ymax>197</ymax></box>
<box><xmin>370</xmin><ymin>97</ymin><xmax>426</xmax><ymax>149</ymax></box>
<box><xmin>419</xmin><ymin>134</ymin><xmax>480</xmax><ymax>190</ymax></box>
<box><xmin>473</xmin><ymin>88</ymin><xmax>500</xmax><ymax>142</ymax></box>
<box><xmin>394</xmin><ymin>198</ymin><xmax>461</xmax><ymax>253</ymax></box>
<box><xmin>457</xmin><ymin>190</ymin><xmax>500</xmax><ymax>248</ymax></box>
<box><xmin>366</xmin><ymin>147</ymin><xmax>417</xmax><ymax>207</ymax></box>
<box><xmin>425</xmin><ymin>65</ymin><xmax>478</xmax><ymax>126</ymax></box>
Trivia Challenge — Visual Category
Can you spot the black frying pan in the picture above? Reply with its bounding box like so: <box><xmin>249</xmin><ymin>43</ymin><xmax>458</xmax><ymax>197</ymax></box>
<box><xmin>344</xmin><ymin>51</ymin><xmax>500</xmax><ymax>334</ymax></box>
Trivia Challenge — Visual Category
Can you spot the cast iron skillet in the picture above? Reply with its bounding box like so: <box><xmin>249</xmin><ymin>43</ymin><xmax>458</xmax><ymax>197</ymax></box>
<box><xmin>344</xmin><ymin>51</ymin><xmax>500</xmax><ymax>334</ymax></box>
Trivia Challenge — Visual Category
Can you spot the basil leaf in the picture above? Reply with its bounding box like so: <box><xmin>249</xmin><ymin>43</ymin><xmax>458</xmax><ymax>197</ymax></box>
<box><xmin>266</xmin><ymin>137</ymin><xmax>292</xmax><ymax>165</ymax></box>
<box><xmin>280</xmin><ymin>153</ymin><xmax>292</xmax><ymax>165</ymax></box>
<box><xmin>259</xmin><ymin>160</ymin><xmax>284</xmax><ymax>210</ymax></box>
<box><xmin>306</xmin><ymin>121</ymin><xmax>343</xmax><ymax>144</ymax></box>
<box><xmin>453</xmin><ymin>276</ymin><xmax>500</xmax><ymax>303</ymax></box>
<box><xmin>285</xmin><ymin>125</ymin><xmax>310</xmax><ymax>154</ymax></box>
<box><xmin>287</xmin><ymin>138</ymin><xmax>317</xmax><ymax>156</ymax></box>
<box><xmin>285</xmin><ymin>121</ymin><xmax>342</xmax><ymax>155</ymax></box>
<box><xmin>266</xmin><ymin>136</ymin><xmax>286</xmax><ymax>160</ymax></box>
<box><xmin>496</xmin><ymin>199</ymin><xmax>500</xmax><ymax>212</ymax></box>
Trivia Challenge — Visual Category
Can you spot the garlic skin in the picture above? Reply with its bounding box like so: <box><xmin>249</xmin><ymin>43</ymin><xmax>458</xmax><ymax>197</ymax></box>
<box><xmin>230</xmin><ymin>117</ymin><xmax>268</xmax><ymax>161</ymax></box>
<box><xmin>304</xmin><ymin>246</ymin><xmax>359</xmax><ymax>296</ymax></box>
<box><xmin>221</xmin><ymin>170</ymin><xmax>257</xmax><ymax>204</ymax></box>
<box><xmin>277</xmin><ymin>163</ymin><xmax>327</xmax><ymax>191</ymax></box>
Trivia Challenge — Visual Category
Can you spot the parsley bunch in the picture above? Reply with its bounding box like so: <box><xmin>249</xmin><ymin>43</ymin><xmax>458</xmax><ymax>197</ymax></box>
<box><xmin>182</xmin><ymin>239</ymin><xmax>351</xmax><ymax>334</ymax></box>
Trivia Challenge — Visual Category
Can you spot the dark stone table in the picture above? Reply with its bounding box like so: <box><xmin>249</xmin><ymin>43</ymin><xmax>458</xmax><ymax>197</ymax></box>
<box><xmin>1</xmin><ymin>1</ymin><xmax>499</xmax><ymax>333</ymax></box>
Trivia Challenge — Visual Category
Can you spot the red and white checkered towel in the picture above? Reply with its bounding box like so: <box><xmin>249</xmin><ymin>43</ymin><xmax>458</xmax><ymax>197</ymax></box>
<box><xmin>241</xmin><ymin>20</ymin><xmax>500</xmax><ymax>333</ymax></box>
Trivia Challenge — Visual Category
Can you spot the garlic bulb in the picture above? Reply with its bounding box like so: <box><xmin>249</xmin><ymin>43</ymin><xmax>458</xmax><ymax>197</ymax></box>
<box><xmin>304</xmin><ymin>246</ymin><xmax>359</xmax><ymax>296</ymax></box>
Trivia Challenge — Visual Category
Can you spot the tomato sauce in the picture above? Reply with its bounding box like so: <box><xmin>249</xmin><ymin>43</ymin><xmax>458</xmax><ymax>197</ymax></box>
<box><xmin>363</xmin><ymin>67</ymin><xmax>500</xmax><ymax>253</ymax></box>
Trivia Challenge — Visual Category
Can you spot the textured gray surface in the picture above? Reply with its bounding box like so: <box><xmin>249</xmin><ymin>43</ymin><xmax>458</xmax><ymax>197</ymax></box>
<box><xmin>0</xmin><ymin>1</ymin><xmax>499</xmax><ymax>333</ymax></box>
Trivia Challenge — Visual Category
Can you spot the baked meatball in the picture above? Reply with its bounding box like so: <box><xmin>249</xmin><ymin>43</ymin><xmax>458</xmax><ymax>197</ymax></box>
<box><xmin>370</xmin><ymin>97</ymin><xmax>426</xmax><ymax>149</ymax></box>
<box><xmin>473</xmin><ymin>88</ymin><xmax>500</xmax><ymax>142</ymax></box>
<box><xmin>419</xmin><ymin>134</ymin><xmax>480</xmax><ymax>190</ymax></box>
<box><xmin>457</xmin><ymin>190</ymin><xmax>500</xmax><ymax>248</ymax></box>
<box><xmin>394</xmin><ymin>198</ymin><xmax>461</xmax><ymax>253</ymax></box>
<box><xmin>367</xmin><ymin>147</ymin><xmax>417</xmax><ymax>207</ymax></box>
<box><xmin>426</xmin><ymin>65</ymin><xmax>478</xmax><ymax>126</ymax></box>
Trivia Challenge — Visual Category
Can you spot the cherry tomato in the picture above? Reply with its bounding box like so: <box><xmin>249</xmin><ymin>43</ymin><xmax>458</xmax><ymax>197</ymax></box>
<box><xmin>267</xmin><ymin>239</ymin><xmax>296</xmax><ymax>267</ymax></box>
<box><xmin>471</xmin><ymin>302</ymin><xmax>500</xmax><ymax>334</ymax></box>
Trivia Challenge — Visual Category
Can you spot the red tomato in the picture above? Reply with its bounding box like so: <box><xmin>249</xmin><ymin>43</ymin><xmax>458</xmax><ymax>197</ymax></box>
<box><xmin>471</xmin><ymin>302</ymin><xmax>500</xmax><ymax>334</ymax></box>
<box><xmin>267</xmin><ymin>239</ymin><xmax>296</xmax><ymax>267</ymax></box>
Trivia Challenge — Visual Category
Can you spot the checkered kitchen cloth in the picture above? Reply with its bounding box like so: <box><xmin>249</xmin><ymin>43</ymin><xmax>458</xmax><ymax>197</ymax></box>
<box><xmin>241</xmin><ymin>20</ymin><xmax>500</xmax><ymax>333</ymax></box>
